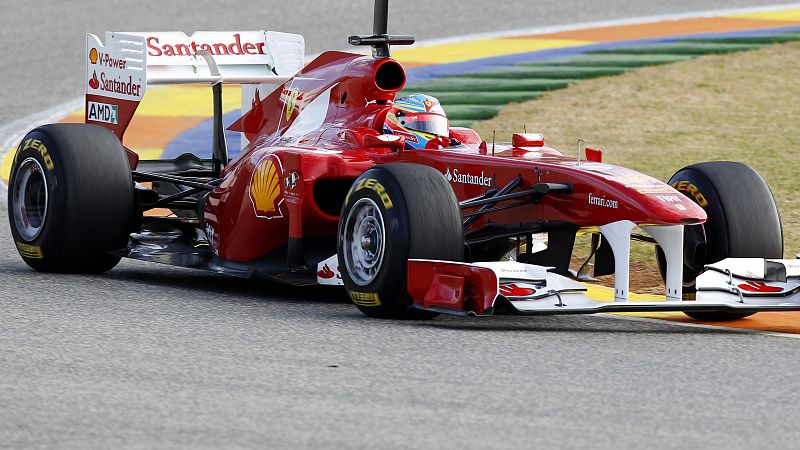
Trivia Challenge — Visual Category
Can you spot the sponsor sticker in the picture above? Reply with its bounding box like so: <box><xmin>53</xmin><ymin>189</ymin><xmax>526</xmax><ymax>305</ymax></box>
<box><xmin>349</xmin><ymin>291</ymin><xmax>381</xmax><ymax>307</ymax></box>
<box><xmin>87</xmin><ymin>101</ymin><xmax>119</xmax><ymax>125</ymax></box>
<box><xmin>250</xmin><ymin>154</ymin><xmax>285</xmax><ymax>219</ymax></box>
<box><xmin>738</xmin><ymin>281</ymin><xmax>783</xmax><ymax>293</ymax></box>
<box><xmin>317</xmin><ymin>264</ymin><xmax>336</xmax><ymax>279</ymax></box>
<box><xmin>579</xmin><ymin>162</ymin><xmax>614</xmax><ymax>171</ymax></box>
<box><xmin>395</xmin><ymin>131</ymin><xmax>419</xmax><ymax>144</ymax></box>
<box><xmin>672</xmin><ymin>181</ymin><xmax>709</xmax><ymax>207</ymax></box>
<box><xmin>145</xmin><ymin>33</ymin><xmax>268</xmax><ymax>58</ymax></box>
<box><xmin>499</xmin><ymin>283</ymin><xmax>538</xmax><ymax>298</ymax></box>
<box><xmin>90</xmin><ymin>46</ymin><xmax>128</xmax><ymax>69</ymax></box>
<box><xmin>588</xmin><ymin>193</ymin><xmax>618</xmax><ymax>209</ymax></box>
<box><xmin>656</xmin><ymin>195</ymin><xmax>682</xmax><ymax>203</ymax></box>
<box><xmin>632</xmin><ymin>186</ymin><xmax>679</xmax><ymax>195</ymax></box>
<box><xmin>16</xmin><ymin>242</ymin><xmax>43</xmax><ymax>259</ymax></box>
<box><xmin>21</xmin><ymin>139</ymin><xmax>54</xmax><ymax>170</ymax></box>
<box><xmin>86</xmin><ymin>34</ymin><xmax>145</xmax><ymax>103</ymax></box>
<box><xmin>316</xmin><ymin>254</ymin><xmax>343</xmax><ymax>286</ymax></box>
<box><xmin>282</xmin><ymin>87</ymin><xmax>303</xmax><ymax>121</ymax></box>
<box><xmin>444</xmin><ymin>167</ymin><xmax>494</xmax><ymax>187</ymax></box>
<box><xmin>353</xmin><ymin>178</ymin><xmax>393</xmax><ymax>209</ymax></box>
<box><xmin>88</xmin><ymin>71</ymin><xmax>142</xmax><ymax>98</ymax></box>
<box><xmin>284</xmin><ymin>171</ymin><xmax>300</xmax><ymax>190</ymax></box>
<box><xmin>283</xmin><ymin>171</ymin><xmax>302</xmax><ymax>202</ymax></box>
<box><xmin>619</xmin><ymin>173</ymin><xmax>660</xmax><ymax>184</ymax></box>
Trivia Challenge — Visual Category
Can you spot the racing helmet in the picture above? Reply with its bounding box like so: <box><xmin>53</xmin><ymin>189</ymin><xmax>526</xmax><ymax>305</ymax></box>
<box><xmin>383</xmin><ymin>93</ymin><xmax>449</xmax><ymax>149</ymax></box>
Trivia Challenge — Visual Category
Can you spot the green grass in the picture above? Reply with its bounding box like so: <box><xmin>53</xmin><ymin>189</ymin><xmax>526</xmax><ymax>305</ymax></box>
<box><xmin>680</xmin><ymin>33</ymin><xmax>800</xmax><ymax>45</ymax></box>
<box><xmin>521</xmin><ymin>53</ymin><xmax>695</xmax><ymax>67</ymax></box>
<box><xmin>406</xmin><ymin>77</ymin><xmax>572</xmax><ymax>93</ymax></box>
<box><xmin>450</xmin><ymin>120</ymin><xmax>475</xmax><ymax>128</ymax></box>
<box><xmin>397</xmin><ymin>91</ymin><xmax>542</xmax><ymax>105</ymax></box>
<box><xmin>450</xmin><ymin>65</ymin><xmax>630</xmax><ymax>79</ymax></box>
<box><xmin>588</xmin><ymin>42</ymin><xmax>765</xmax><ymax>55</ymax></box>
<box><xmin>442</xmin><ymin>104</ymin><xmax>504</xmax><ymax>121</ymax></box>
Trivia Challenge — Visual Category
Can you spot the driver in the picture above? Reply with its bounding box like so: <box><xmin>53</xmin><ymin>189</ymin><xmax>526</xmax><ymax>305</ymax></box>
<box><xmin>383</xmin><ymin>93</ymin><xmax>452</xmax><ymax>149</ymax></box>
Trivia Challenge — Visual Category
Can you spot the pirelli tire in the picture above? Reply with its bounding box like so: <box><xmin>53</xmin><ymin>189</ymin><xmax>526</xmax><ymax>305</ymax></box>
<box><xmin>660</xmin><ymin>161</ymin><xmax>783</xmax><ymax>321</ymax></box>
<box><xmin>338</xmin><ymin>163</ymin><xmax>464</xmax><ymax>319</ymax></box>
<box><xmin>7</xmin><ymin>124</ymin><xmax>134</xmax><ymax>273</ymax></box>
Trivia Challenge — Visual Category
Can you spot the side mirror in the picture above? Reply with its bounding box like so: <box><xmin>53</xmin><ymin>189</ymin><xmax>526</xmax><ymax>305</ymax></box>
<box><xmin>364</xmin><ymin>134</ymin><xmax>405</xmax><ymax>149</ymax></box>
<box><xmin>585</xmin><ymin>147</ymin><xmax>603</xmax><ymax>162</ymax></box>
<box><xmin>512</xmin><ymin>132</ymin><xmax>545</xmax><ymax>148</ymax></box>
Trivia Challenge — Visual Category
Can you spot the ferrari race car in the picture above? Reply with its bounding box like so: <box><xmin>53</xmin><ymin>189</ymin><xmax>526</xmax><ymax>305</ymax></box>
<box><xmin>7</xmin><ymin>1</ymin><xmax>799</xmax><ymax>321</ymax></box>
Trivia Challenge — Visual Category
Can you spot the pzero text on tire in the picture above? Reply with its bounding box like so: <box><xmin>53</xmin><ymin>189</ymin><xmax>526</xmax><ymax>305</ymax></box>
<box><xmin>338</xmin><ymin>163</ymin><xmax>464</xmax><ymax>318</ymax></box>
<box><xmin>661</xmin><ymin>161</ymin><xmax>783</xmax><ymax>321</ymax></box>
<box><xmin>7</xmin><ymin>124</ymin><xmax>134</xmax><ymax>273</ymax></box>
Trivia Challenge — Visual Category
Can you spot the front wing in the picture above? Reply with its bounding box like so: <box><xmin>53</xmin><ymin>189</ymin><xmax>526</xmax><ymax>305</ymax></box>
<box><xmin>408</xmin><ymin>258</ymin><xmax>800</xmax><ymax>317</ymax></box>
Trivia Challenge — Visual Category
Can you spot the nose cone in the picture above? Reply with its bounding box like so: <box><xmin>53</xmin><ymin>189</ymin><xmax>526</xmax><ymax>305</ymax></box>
<box><xmin>596</xmin><ymin>165</ymin><xmax>708</xmax><ymax>225</ymax></box>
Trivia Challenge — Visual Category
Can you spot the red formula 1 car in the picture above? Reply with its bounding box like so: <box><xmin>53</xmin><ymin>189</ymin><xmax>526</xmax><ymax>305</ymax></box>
<box><xmin>8</xmin><ymin>1</ymin><xmax>800</xmax><ymax>320</ymax></box>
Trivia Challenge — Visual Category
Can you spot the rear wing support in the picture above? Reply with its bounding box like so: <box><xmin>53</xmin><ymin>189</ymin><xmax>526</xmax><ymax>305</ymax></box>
<box><xmin>211</xmin><ymin>83</ymin><xmax>227</xmax><ymax>174</ymax></box>
<box><xmin>194</xmin><ymin>50</ymin><xmax>228</xmax><ymax>174</ymax></box>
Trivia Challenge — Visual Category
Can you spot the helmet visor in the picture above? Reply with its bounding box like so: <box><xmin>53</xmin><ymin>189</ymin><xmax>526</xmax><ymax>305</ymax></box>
<box><xmin>400</xmin><ymin>113</ymin><xmax>449</xmax><ymax>137</ymax></box>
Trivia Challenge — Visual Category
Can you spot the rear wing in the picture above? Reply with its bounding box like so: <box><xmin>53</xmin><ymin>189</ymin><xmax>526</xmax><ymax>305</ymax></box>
<box><xmin>84</xmin><ymin>30</ymin><xmax>304</xmax><ymax>152</ymax></box>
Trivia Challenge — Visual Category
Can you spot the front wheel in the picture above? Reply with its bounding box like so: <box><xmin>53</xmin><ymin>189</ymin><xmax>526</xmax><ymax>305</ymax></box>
<box><xmin>338</xmin><ymin>163</ymin><xmax>464</xmax><ymax>318</ymax></box>
<box><xmin>659</xmin><ymin>161</ymin><xmax>783</xmax><ymax>321</ymax></box>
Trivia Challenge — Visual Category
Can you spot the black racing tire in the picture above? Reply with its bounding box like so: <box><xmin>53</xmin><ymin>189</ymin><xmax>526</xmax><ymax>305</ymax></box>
<box><xmin>337</xmin><ymin>163</ymin><xmax>464</xmax><ymax>319</ymax></box>
<box><xmin>659</xmin><ymin>161</ymin><xmax>783</xmax><ymax>321</ymax></box>
<box><xmin>7</xmin><ymin>124</ymin><xmax>134</xmax><ymax>273</ymax></box>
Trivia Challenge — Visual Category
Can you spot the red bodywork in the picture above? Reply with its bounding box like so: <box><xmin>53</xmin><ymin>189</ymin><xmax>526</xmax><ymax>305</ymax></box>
<box><xmin>200</xmin><ymin>51</ymin><xmax>706</xmax><ymax>264</ymax></box>
<box><xmin>407</xmin><ymin>260</ymin><xmax>498</xmax><ymax>315</ymax></box>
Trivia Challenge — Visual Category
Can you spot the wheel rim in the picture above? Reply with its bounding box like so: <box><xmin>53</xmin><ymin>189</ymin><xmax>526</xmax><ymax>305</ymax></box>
<box><xmin>342</xmin><ymin>197</ymin><xmax>386</xmax><ymax>286</ymax></box>
<box><xmin>12</xmin><ymin>157</ymin><xmax>48</xmax><ymax>241</ymax></box>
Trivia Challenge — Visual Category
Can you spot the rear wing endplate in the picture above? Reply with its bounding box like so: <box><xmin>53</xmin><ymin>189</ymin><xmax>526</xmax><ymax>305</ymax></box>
<box><xmin>84</xmin><ymin>30</ymin><xmax>305</xmax><ymax>155</ymax></box>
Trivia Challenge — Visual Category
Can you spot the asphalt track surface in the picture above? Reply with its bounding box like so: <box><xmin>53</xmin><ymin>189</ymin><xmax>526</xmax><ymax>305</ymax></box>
<box><xmin>4</xmin><ymin>1</ymin><xmax>800</xmax><ymax>448</ymax></box>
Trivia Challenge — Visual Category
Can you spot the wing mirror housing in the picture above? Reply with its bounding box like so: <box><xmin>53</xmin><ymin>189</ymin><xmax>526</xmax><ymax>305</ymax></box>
<box><xmin>512</xmin><ymin>132</ymin><xmax>544</xmax><ymax>148</ymax></box>
<box><xmin>585</xmin><ymin>147</ymin><xmax>603</xmax><ymax>162</ymax></box>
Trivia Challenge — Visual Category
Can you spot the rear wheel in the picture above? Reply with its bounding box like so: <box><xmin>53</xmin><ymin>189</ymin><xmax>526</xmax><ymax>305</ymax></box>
<box><xmin>338</xmin><ymin>163</ymin><xmax>464</xmax><ymax>318</ymax></box>
<box><xmin>7</xmin><ymin>124</ymin><xmax>134</xmax><ymax>273</ymax></box>
<box><xmin>659</xmin><ymin>161</ymin><xmax>783</xmax><ymax>321</ymax></box>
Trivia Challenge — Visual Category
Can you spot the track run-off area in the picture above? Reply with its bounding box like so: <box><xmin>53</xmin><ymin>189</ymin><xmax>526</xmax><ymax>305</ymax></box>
<box><xmin>3</xmin><ymin>4</ymin><xmax>800</xmax><ymax>334</ymax></box>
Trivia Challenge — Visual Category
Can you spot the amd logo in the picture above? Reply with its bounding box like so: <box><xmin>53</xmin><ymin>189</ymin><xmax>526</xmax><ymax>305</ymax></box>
<box><xmin>87</xmin><ymin>101</ymin><xmax>118</xmax><ymax>125</ymax></box>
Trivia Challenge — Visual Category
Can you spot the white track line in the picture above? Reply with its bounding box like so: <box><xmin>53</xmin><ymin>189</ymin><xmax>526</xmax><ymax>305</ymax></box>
<box><xmin>0</xmin><ymin>97</ymin><xmax>84</xmax><ymax>202</ymax></box>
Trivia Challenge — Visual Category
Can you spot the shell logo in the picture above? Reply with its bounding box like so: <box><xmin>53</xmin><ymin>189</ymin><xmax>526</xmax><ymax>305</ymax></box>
<box><xmin>89</xmin><ymin>48</ymin><xmax>99</xmax><ymax>64</ymax></box>
<box><xmin>250</xmin><ymin>155</ymin><xmax>285</xmax><ymax>219</ymax></box>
